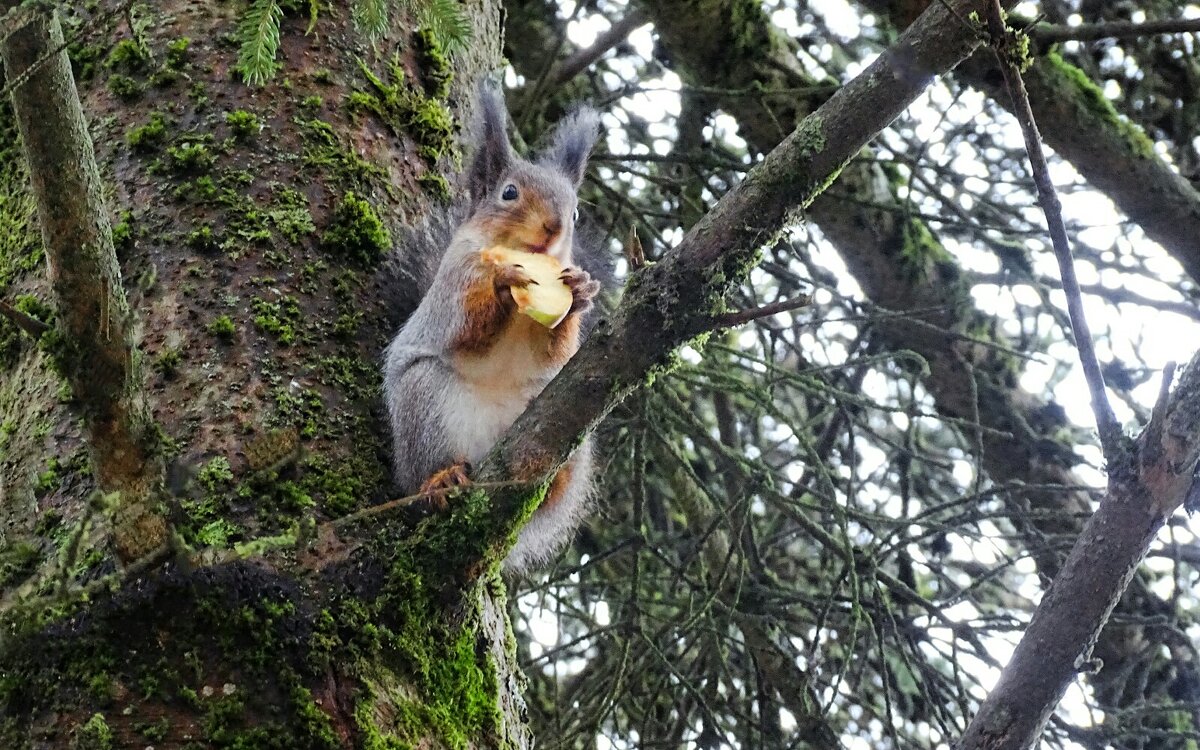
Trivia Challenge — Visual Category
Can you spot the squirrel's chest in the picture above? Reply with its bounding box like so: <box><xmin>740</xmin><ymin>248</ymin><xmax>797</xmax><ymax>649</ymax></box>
<box><xmin>447</xmin><ymin>318</ymin><xmax>563</xmax><ymax>461</ymax></box>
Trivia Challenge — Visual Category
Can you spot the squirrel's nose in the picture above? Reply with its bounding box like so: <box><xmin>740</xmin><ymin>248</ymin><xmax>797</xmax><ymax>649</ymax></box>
<box><xmin>543</xmin><ymin>218</ymin><xmax>563</xmax><ymax>236</ymax></box>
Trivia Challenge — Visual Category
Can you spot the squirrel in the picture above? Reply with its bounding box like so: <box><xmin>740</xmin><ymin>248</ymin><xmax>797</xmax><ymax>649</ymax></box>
<box><xmin>383</xmin><ymin>83</ymin><xmax>603</xmax><ymax>572</ymax></box>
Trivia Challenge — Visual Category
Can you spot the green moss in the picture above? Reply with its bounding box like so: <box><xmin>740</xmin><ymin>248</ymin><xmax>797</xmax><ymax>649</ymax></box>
<box><xmin>14</xmin><ymin>294</ymin><xmax>53</xmax><ymax>324</ymax></box>
<box><xmin>73</xmin><ymin>713</ymin><xmax>113</xmax><ymax>750</ymax></box>
<box><xmin>320</xmin><ymin>192</ymin><xmax>391</xmax><ymax>265</ymax></box>
<box><xmin>333</xmin><ymin>311</ymin><xmax>362</xmax><ymax>341</ymax></box>
<box><xmin>196</xmin><ymin>518</ymin><xmax>242</xmax><ymax>547</ymax></box>
<box><xmin>207</xmin><ymin>314</ymin><xmax>236</xmax><ymax>341</ymax></box>
<box><xmin>348</xmin><ymin>56</ymin><xmax>457</xmax><ymax>168</ymax></box>
<box><xmin>133</xmin><ymin>717</ymin><xmax>169</xmax><ymax>742</ymax></box>
<box><xmin>298</xmin><ymin>117</ymin><xmax>388</xmax><ymax>190</ymax></box>
<box><xmin>271</xmin><ymin>385</ymin><xmax>323</xmax><ymax>438</ymax></box>
<box><xmin>126</xmin><ymin>111</ymin><xmax>170</xmax><ymax>151</ymax></box>
<box><xmin>105</xmin><ymin>39</ymin><xmax>149</xmax><ymax>72</ymax></box>
<box><xmin>0</xmin><ymin>541</ymin><xmax>39</xmax><ymax>587</ymax></box>
<box><xmin>300</xmin><ymin>95</ymin><xmax>324</xmax><ymax>110</ymax></box>
<box><xmin>168</xmin><ymin>142</ymin><xmax>215</xmax><ymax>173</ymax></box>
<box><xmin>418</xmin><ymin>171</ymin><xmax>451</xmax><ymax>201</ymax></box>
<box><xmin>415</xmin><ymin>28</ymin><xmax>453</xmax><ymax>100</ymax></box>
<box><xmin>153</xmin><ymin>346</ymin><xmax>182</xmax><ymax>377</ymax></box>
<box><xmin>106</xmin><ymin>74</ymin><xmax>143</xmax><ymax>100</ymax></box>
<box><xmin>252</xmin><ymin>295</ymin><xmax>302</xmax><ymax>345</ymax></box>
<box><xmin>225</xmin><ymin>109</ymin><xmax>262</xmax><ymax>139</ymax></box>
<box><xmin>165</xmin><ymin>37</ymin><xmax>191</xmax><ymax>69</ymax></box>
<box><xmin>1041</xmin><ymin>49</ymin><xmax>1156</xmax><ymax>160</ymax></box>
<box><xmin>185</xmin><ymin>224</ymin><xmax>219</xmax><ymax>252</ymax></box>
<box><xmin>197</xmin><ymin>456</ymin><xmax>234</xmax><ymax>492</ymax></box>
<box><xmin>268</xmin><ymin>187</ymin><xmax>315</xmax><ymax>243</ymax></box>
<box><xmin>312</xmin><ymin>68</ymin><xmax>333</xmax><ymax>84</ymax></box>
<box><xmin>34</xmin><ymin>457</ymin><xmax>61</xmax><ymax>496</ymax></box>
<box><xmin>897</xmin><ymin>218</ymin><xmax>952</xmax><ymax>279</ymax></box>
<box><xmin>0</xmin><ymin>100</ymin><xmax>41</xmax><ymax>293</ymax></box>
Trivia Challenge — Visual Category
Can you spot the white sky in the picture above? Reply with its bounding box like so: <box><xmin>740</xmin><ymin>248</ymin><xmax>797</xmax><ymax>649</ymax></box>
<box><xmin>519</xmin><ymin>2</ymin><xmax>1200</xmax><ymax>748</ymax></box>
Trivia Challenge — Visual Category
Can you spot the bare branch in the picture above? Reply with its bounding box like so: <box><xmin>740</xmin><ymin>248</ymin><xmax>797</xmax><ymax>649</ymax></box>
<box><xmin>985</xmin><ymin>1</ymin><xmax>1122</xmax><ymax>460</ymax></box>
<box><xmin>958</xmin><ymin>354</ymin><xmax>1200</xmax><ymax>750</ymax></box>
<box><xmin>1032</xmin><ymin>17</ymin><xmax>1200</xmax><ymax>44</ymax></box>
<box><xmin>0</xmin><ymin>299</ymin><xmax>49</xmax><ymax>337</ymax></box>
<box><xmin>545</xmin><ymin>9</ymin><xmax>648</xmax><ymax>88</ymax></box>
<box><xmin>706</xmin><ymin>296</ymin><xmax>813</xmax><ymax>329</ymax></box>
<box><xmin>1</xmin><ymin>4</ymin><xmax>165</xmax><ymax>562</ymax></box>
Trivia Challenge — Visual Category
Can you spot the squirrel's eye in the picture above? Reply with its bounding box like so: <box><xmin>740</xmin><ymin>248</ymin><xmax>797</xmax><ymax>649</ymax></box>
<box><xmin>573</xmin><ymin>207</ymin><xmax>580</xmax><ymax>222</ymax></box>
<box><xmin>501</xmin><ymin>184</ymin><xmax>519</xmax><ymax>201</ymax></box>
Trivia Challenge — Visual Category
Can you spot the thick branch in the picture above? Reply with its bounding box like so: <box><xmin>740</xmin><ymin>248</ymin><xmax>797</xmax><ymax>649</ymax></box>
<box><xmin>466</xmin><ymin>0</ymin><xmax>997</xmax><ymax>569</ymax></box>
<box><xmin>857</xmin><ymin>0</ymin><xmax>1200</xmax><ymax>287</ymax></box>
<box><xmin>0</xmin><ymin>5</ymin><xmax>164</xmax><ymax>561</ymax></box>
<box><xmin>958</xmin><ymin>355</ymin><xmax>1200</xmax><ymax>750</ymax></box>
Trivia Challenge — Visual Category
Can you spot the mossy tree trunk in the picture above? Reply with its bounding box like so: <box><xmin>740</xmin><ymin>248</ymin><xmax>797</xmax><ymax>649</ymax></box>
<box><xmin>0</xmin><ymin>2</ymin><xmax>533</xmax><ymax>748</ymax></box>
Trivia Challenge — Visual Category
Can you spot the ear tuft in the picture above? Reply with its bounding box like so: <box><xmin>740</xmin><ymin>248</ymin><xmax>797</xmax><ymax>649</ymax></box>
<box><xmin>467</xmin><ymin>80</ymin><xmax>512</xmax><ymax>205</ymax></box>
<box><xmin>539</xmin><ymin>107</ymin><xmax>601</xmax><ymax>187</ymax></box>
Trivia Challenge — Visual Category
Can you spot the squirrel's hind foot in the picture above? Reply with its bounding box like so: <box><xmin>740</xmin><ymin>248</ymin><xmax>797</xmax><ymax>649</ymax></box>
<box><xmin>418</xmin><ymin>461</ymin><xmax>473</xmax><ymax>510</ymax></box>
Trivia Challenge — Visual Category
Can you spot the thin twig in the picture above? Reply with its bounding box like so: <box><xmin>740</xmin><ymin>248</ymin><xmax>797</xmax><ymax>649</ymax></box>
<box><xmin>328</xmin><ymin>479</ymin><xmax>529</xmax><ymax>530</ymax></box>
<box><xmin>985</xmin><ymin>0</ymin><xmax>1122</xmax><ymax>460</ymax></box>
<box><xmin>0</xmin><ymin>299</ymin><xmax>50</xmax><ymax>336</ymax></box>
<box><xmin>1032</xmin><ymin>18</ymin><xmax>1200</xmax><ymax>44</ymax></box>
<box><xmin>707</xmin><ymin>296</ymin><xmax>812</xmax><ymax>329</ymax></box>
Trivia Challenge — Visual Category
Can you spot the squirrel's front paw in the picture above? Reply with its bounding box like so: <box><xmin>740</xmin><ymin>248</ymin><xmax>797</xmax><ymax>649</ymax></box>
<box><xmin>417</xmin><ymin>461</ymin><xmax>472</xmax><ymax>510</ymax></box>
<box><xmin>493</xmin><ymin>264</ymin><xmax>536</xmax><ymax>307</ymax></box>
<box><xmin>559</xmin><ymin>267</ymin><xmax>601</xmax><ymax>314</ymax></box>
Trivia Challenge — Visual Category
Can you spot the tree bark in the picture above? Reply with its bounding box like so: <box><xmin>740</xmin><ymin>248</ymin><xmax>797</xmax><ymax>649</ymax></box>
<box><xmin>0</xmin><ymin>2</ymin><xmax>540</xmax><ymax>748</ymax></box>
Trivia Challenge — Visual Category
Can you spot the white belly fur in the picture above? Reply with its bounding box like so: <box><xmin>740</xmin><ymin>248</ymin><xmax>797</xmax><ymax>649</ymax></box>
<box><xmin>448</xmin><ymin>317</ymin><xmax>562</xmax><ymax>464</ymax></box>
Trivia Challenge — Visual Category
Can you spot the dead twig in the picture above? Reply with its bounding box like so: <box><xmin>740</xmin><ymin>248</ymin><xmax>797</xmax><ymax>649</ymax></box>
<box><xmin>985</xmin><ymin>0</ymin><xmax>1122</xmax><ymax>460</ymax></box>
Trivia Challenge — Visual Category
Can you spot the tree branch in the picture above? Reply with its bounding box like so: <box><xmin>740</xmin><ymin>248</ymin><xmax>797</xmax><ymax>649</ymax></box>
<box><xmin>0</xmin><ymin>299</ymin><xmax>49</xmax><ymax>337</ymax></box>
<box><xmin>985</xmin><ymin>2</ymin><xmax>1122</xmax><ymax>460</ymax></box>
<box><xmin>1031</xmin><ymin>18</ymin><xmax>1200</xmax><ymax>44</ymax></box>
<box><xmin>856</xmin><ymin>0</ymin><xmax>1200</xmax><ymax>288</ymax></box>
<box><xmin>958</xmin><ymin>354</ymin><xmax>1200</xmax><ymax>750</ymax></box>
<box><xmin>460</xmin><ymin>0</ymin><xmax>1005</xmax><ymax>574</ymax></box>
<box><xmin>544</xmin><ymin>9</ymin><xmax>648</xmax><ymax>89</ymax></box>
<box><xmin>0</xmin><ymin>4</ymin><xmax>165</xmax><ymax>562</ymax></box>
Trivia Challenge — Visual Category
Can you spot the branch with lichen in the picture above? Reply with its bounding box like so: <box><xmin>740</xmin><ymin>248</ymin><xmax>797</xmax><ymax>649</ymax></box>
<box><xmin>0</xmin><ymin>4</ymin><xmax>166</xmax><ymax>562</ymax></box>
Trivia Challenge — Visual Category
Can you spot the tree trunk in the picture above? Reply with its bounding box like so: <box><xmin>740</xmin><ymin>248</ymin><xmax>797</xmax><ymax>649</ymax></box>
<box><xmin>0</xmin><ymin>2</ymin><xmax>535</xmax><ymax>748</ymax></box>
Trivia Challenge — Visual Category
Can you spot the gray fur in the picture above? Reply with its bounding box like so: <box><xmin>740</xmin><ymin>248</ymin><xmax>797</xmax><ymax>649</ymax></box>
<box><xmin>384</xmin><ymin>85</ymin><xmax>602</xmax><ymax>573</ymax></box>
<box><xmin>538</xmin><ymin>107</ymin><xmax>602</xmax><ymax>187</ymax></box>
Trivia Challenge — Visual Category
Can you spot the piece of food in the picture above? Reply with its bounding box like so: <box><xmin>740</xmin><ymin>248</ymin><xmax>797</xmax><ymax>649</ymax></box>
<box><xmin>482</xmin><ymin>246</ymin><xmax>573</xmax><ymax>328</ymax></box>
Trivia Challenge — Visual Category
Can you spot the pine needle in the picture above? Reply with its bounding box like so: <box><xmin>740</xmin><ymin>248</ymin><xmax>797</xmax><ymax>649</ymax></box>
<box><xmin>418</xmin><ymin>0</ymin><xmax>471</xmax><ymax>54</ymax></box>
<box><xmin>353</xmin><ymin>0</ymin><xmax>391</xmax><ymax>40</ymax></box>
<box><xmin>236</xmin><ymin>0</ymin><xmax>283</xmax><ymax>86</ymax></box>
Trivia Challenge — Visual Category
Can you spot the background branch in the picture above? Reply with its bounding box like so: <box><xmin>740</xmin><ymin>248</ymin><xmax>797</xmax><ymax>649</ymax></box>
<box><xmin>986</xmin><ymin>2</ymin><xmax>1122</xmax><ymax>460</ymax></box>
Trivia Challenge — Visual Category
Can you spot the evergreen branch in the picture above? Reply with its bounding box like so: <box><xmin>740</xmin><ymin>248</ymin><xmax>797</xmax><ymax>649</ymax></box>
<box><xmin>418</xmin><ymin>0</ymin><xmax>470</xmax><ymax>54</ymax></box>
<box><xmin>235</xmin><ymin>0</ymin><xmax>282</xmax><ymax>86</ymax></box>
<box><xmin>353</xmin><ymin>0</ymin><xmax>390</xmax><ymax>40</ymax></box>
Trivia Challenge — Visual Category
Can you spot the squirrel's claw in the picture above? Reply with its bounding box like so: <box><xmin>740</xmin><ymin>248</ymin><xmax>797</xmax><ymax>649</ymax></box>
<box><xmin>560</xmin><ymin>267</ymin><xmax>601</xmax><ymax>314</ymax></box>
<box><xmin>494</xmin><ymin>264</ymin><xmax>536</xmax><ymax>307</ymax></box>
<box><xmin>417</xmin><ymin>460</ymin><xmax>473</xmax><ymax>510</ymax></box>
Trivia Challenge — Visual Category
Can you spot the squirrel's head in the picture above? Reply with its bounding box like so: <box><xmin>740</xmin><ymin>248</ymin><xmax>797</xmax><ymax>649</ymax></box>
<box><xmin>465</xmin><ymin>83</ymin><xmax>600</xmax><ymax>262</ymax></box>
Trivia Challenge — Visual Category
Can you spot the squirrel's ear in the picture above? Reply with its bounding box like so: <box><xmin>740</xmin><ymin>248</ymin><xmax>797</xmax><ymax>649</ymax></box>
<box><xmin>540</xmin><ymin>107</ymin><xmax>600</xmax><ymax>187</ymax></box>
<box><xmin>468</xmin><ymin>82</ymin><xmax>512</xmax><ymax>204</ymax></box>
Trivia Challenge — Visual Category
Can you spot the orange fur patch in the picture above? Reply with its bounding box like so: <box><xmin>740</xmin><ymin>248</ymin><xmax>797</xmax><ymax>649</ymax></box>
<box><xmin>543</xmin><ymin>460</ymin><xmax>575</xmax><ymax>510</ymax></box>
<box><xmin>451</xmin><ymin>270</ymin><xmax>510</xmax><ymax>353</ymax></box>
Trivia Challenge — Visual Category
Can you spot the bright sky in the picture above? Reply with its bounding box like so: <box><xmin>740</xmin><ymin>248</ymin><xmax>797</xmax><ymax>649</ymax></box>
<box><xmin>516</xmin><ymin>2</ymin><xmax>1200</xmax><ymax>747</ymax></box>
